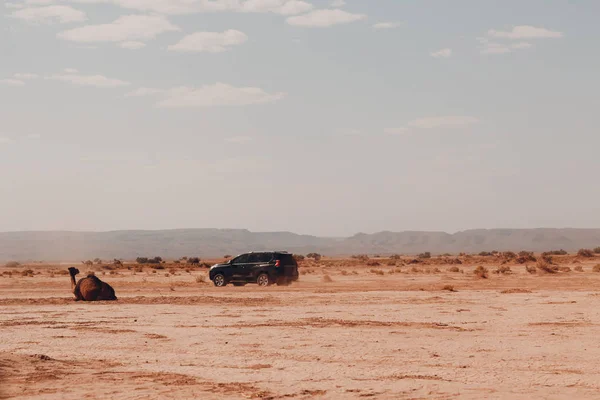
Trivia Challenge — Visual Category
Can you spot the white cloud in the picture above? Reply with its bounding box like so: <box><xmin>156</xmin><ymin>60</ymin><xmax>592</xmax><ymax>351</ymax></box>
<box><xmin>240</xmin><ymin>0</ymin><xmax>313</xmax><ymax>15</ymax></box>
<box><xmin>480</xmin><ymin>41</ymin><xmax>533</xmax><ymax>55</ymax></box>
<box><xmin>225</xmin><ymin>136</ymin><xmax>252</xmax><ymax>144</ymax></box>
<box><xmin>10</xmin><ymin>5</ymin><xmax>86</xmax><ymax>24</ymax></box>
<box><xmin>64</xmin><ymin>68</ymin><xmax>78</xmax><ymax>73</ymax></box>
<box><xmin>331</xmin><ymin>0</ymin><xmax>345</xmax><ymax>7</ymax></box>
<box><xmin>157</xmin><ymin>82</ymin><xmax>285</xmax><ymax>108</ymax></box>
<box><xmin>488</xmin><ymin>25</ymin><xmax>563</xmax><ymax>39</ymax></box>
<box><xmin>119</xmin><ymin>41</ymin><xmax>146</xmax><ymax>49</ymax></box>
<box><xmin>408</xmin><ymin>116</ymin><xmax>479</xmax><ymax>129</ymax></box>
<box><xmin>286</xmin><ymin>9</ymin><xmax>366</xmax><ymax>27</ymax></box>
<box><xmin>49</xmin><ymin>73</ymin><xmax>130</xmax><ymax>88</ymax></box>
<box><xmin>168</xmin><ymin>30</ymin><xmax>247</xmax><ymax>53</ymax></box>
<box><xmin>125</xmin><ymin>87</ymin><xmax>164</xmax><ymax>97</ymax></box>
<box><xmin>384</xmin><ymin>128</ymin><xmax>408</xmax><ymax>135</ymax></box>
<box><xmin>430</xmin><ymin>48</ymin><xmax>452</xmax><ymax>58</ymax></box>
<box><xmin>0</xmin><ymin>78</ymin><xmax>25</xmax><ymax>86</ymax></box>
<box><xmin>13</xmin><ymin>73</ymin><xmax>38</xmax><ymax>79</ymax></box>
<box><xmin>57</xmin><ymin>15</ymin><xmax>179</xmax><ymax>43</ymax></box>
<box><xmin>373</xmin><ymin>22</ymin><xmax>400</xmax><ymax>30</ymax></box>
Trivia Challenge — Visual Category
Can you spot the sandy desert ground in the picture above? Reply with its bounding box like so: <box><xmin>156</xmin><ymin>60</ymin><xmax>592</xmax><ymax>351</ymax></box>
<box><xmin>2</xmin><ymin>254</ymin><xmax>600</xmax><ymax>399</ymax></box>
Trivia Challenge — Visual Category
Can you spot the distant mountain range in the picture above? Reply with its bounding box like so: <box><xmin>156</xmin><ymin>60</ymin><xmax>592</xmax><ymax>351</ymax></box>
<box><xmin>1</xmin><ymin>228</ymin><xmax>600</xmax><ymax>262</ymax></box>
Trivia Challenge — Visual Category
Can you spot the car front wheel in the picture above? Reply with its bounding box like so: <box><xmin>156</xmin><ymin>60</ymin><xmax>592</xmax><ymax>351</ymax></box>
<box><xmin>213</xmin><ymin>274</ymin><xmax>227</xmax><ymax>287</ymax></box>
<box><xmin>257</xmin><ymin>273</ymin><xmax>271</xmax><ymax>287</ymax></box>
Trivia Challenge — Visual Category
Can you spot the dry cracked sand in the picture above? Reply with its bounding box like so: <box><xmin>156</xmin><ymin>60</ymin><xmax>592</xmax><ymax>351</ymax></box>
<box><xmin>2</xmin><ymin>257</ymin><xmax>600</xmax><ymax>399</ymax></box>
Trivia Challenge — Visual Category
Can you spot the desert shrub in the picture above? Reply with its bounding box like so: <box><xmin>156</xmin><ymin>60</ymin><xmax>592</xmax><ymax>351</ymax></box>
<box><xmin>322</xmin><ymin>274</ymin><xmax>333</xmax><ymax>283</ymax></box>
<box><xmin>542</xmin><ymin>249</ymin><xmax>568</xmax><ymax>256</ymax></box>
<box><xmin>418</xmin><ymin>252</ymin><xmax>431</xmax><ymax>259</ymax></box>
<box><xmin>574</xmin><ymin>266</ymin><xmax>584</xmax><ymax>272</ymax></box>
<box><xmin>410</xmin><ymin>266</ymin><xmax>421</xmax><ymax>273</ymax></box>
<box><xmin>113</xmin><ymin>259</ymin><xmax>123</xmax><ymax>267</ymax></box>
<box><xmin>151</xmin><ymin>264</ymin><xmax>165</xmax><ymax>270</ymax></box>
<box><xmin>389</xmin><ymin>254</ymin><xmax>402</xmax><ymax>260</ymax></box>
<box><xmin>195</xmin><ymin>275</ymin><xmax>206</xmax><ymax>283</ymax></box>
<box><xmin>502</xmin><ymin>251</ymin><xmax>517</xmax><ymax>259</ymax></box>
<box><xmin>594</xmin><ymin>247</ymin><xmax>600</xmax><ymax>254</ymax></box>
<box><xmin>340</xmin><ymin>270</ymin><xmax>349</xmax><ymax>276</ymax></box>
<box><xmin>307</xmin><ymin>253</ymin><xmax>322</xmax><ymax>261</ymax></box>
<box><xmin>578</xmin><ymin>249</ymin><xmax>594</xmax><ymax>258</ymax></box>
<box><xmin>136</xmin><ymin>257</ymin><xmax>162</xmax><ymax>264</ymax></box>
<box><xmin>448</xmin><ymin>258</ymin><xmax>462</xmax><ymax>265</ymax></box>
<box><xmin>493</xmin><ymin>266</ymin><xmax>512</xmax><ymax>274</ymax></box>
<box><xmin>169</xmin><ymin>268</ymin><xmax>177</xmax><ymax>275</ymax></box>
<box><xmin>134</xmin><ymin>266</ymin><xmax>143</xmax><ymax>273</ymax></box>
<box><xmin>473</xmin><ymin>266</ymin><xmax>488</xmax><ymax>279</ymax></box>
<box><xmin>515</xmin><ymin>251</ymin><xmax>536</xmax><ymax>264</ymax></box>
<box><xmin>441</xmin><ymin>253</ymin><xmax>452</xmax><ymax>257</ymax></box>
<box><xmin>386</xmin><ymin>261</ymin><xmax>396</xmax><ymax>266</ymax></box>
<box><xmin>187</xmin><ymin>257</ymin><xmax>200</xmax><ymax>265</ymax></box>
<box><xmin>542</xmin><ymin>255</ymin><xmax>554</xmax><ymax>264</ymax></box>
<box><xmin>173</xmin><ymin>260</ymin><xmax>180</xmax><ymax>264</ymax></box>
<box><xmin>479</xmin><ymin>251</ymin><xmax>492</xmax><ymax>257</ymax></box>
<box><xmin>4</xmin><ymin>261</ymin><xmax>20</xmax><ymax>268</ymax></box>
<box><xmin>366</xmin><ymin>260</ymin><xmax>380</xmax><ymax>266</ymax></box>
<box><xmin>293</xmin><ymin>254</ymin><xmax>305</xmax><ymax>261</ymax></box>
<box><xmin>94</xmin><ymin>258</ymin><xmax>102</xmax><ymax>264</ymax></box>
<box><xmin>442</xmin><ymin>285</ymin><xmax>456</xmax><ymax>292</ymax></box>
<box><xmin>448</xmin><ymin>266</ymin><xmax>460</xmax><ymax>273</ymax></box>
<box><xmin>558</xmin><ymin>267</ymin><xmax>572</xmax><ymax>272</ymax></box>
<box><xmin>21</xmin><ymin>269</ymin><xmax>34</xmax><ymax>277</ymax></box>
<box><xmin>200</xmin><ymin>262</ymin><xmax>212</xmax><ymax>268</ymax></box>
<box><xmin>593</xmin><ymin>265</ymin><xmax>600</xmax><ymax>273</ymax></box>
<box><xmin>408</xmin><ymin>259</ymin><xmax>422</xmax><ymax>264</ymax></box>
<box><xmin>370</xmin><ymin>269</ymin><xmax>385</xmax><ymax>275</ymax></box>
<box><xmin>101</xmin><ymin>264</ymin><xmax>116</xmax><ymax>271</ymax></box>
<box><xmin>536</xmin><ymin>259</ymin><xmax>559</xmax><ymax>274</ymax></box>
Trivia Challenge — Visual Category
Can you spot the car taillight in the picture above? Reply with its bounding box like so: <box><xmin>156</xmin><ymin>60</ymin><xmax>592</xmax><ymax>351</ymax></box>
<box><xmin>275</xmin><ymin>260</ymin><xmax>280</xmax><ymax>267</ymax></box>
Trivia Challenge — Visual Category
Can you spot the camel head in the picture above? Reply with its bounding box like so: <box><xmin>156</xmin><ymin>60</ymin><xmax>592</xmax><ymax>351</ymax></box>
<box><xmin>68</xmin><ymin>267</ymin><xmax>80</xmax><ymax>277</ymax></box>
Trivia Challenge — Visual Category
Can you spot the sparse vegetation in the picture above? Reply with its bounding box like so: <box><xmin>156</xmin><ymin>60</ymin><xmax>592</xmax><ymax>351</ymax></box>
<box><xmin>307</xmin><ymin>253</ymin><xmax>322</xmax><ymax>261</ymax></box>
<box><xmin>389</xmin><ymin>254</ymin><xmax>401</xmax><ymax>260</ymax></box>
<box><xmin>417</xmin><ymin>252</ymin><xmax>431</xmax><ymax>259</ymax></box>
<box><xmin>4</xmin><ymin>261</ymin><xmax>20</xmax><ymax>268</ymax></box>
<box><xmin>479</xmin><ymin>251</ymin><xmax>492</xmax><ymax>256</ymax></box>
<box><xmin>542</xmin><ymin>249</ymin><xmax>568</xmax><ymax>256</ymax></box>
<box><xmin>536</xmin><ymin>259</ymin><xmax>559</xmax><ymax>274</ymax></box>
<box><xmin>577</xmin><ymin>249</ymin><xmax>594</xmax><ymax>258</ymax></box>
<box><xmin>516</xmin><ymin>251</ymin><xmax>536</xmax><ymax>264</ymax></box>
<box><xmin>369</xmin><ymin>269</ymin><xmax>385</xmax><ymax>275</ymax></box>
<box><xmin>442</xmin><ymin>285</ymin><xmax>456</xmax><ymax>292</ymax></box>
<box><xmin>94</xmin><ymin>258</ymin><xmax>102</xmax><ymax>264</ymax></box>
<box><xmin>525</xmin><ymin>265</ymin><xmax>537</xmax><ymax>274</ymax></box>
<box><xmin>502</xmin><ymin>251</ymin><xmax>517</xmax><ymax>259</ymax></box>
<box><xmin>187</xmin><ymin>257</ymin><xmax>200</xmax><ymax>265</ymax></box>
<box><xmin>195</xmin><ymin>275</ymin><xmax>206</xmax><ymax>283</ymax></box>
<box><xmin>574</xmin><ymin>266</ymin><xmax>584</xmax><ymax>272</ymax></box>
<box><xmin>448</xmin><ymin>266</ymin><xmax>460</xmax><ymax>273</ymax></box>
<box><xmin>473</xmin><ymin>266</ymin><xmax>488</xmax><ymax>279</ymax></box>
<box><xmin>293</xmin><ymin>254</ymin><xmax>305</xmax><ymax>261</ymax></box>
<box><xmin>21</xmin><ymin>269</ymin><xmax>34</xmax><ymax>277</ymax></box>
<box><xmin>593</xmin><ymin>265</ymin><xmax>600</xmax><ymax>273</ymax></box>
<box><xmin>594</xmin><ymin>247</ymin><xmax>600</xmax><ymax>254</ymax></box>
<box><xmin>493</xmin><ymin>266</ymin><xmax>512</xmax><ymax>275</ymax></box>
<box><xmin>136</xmin><ymin>257</ymin><xmax>163</xmax><ymax>264</ymax></box>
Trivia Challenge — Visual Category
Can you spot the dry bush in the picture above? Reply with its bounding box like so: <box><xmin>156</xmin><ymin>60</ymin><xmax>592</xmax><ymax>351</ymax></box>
<box><xmin>152</xmin><ymin>265</ymin><xmax>165</xmax><ymax>270</ymax></box>
<box><xmin>432</xmin><ymin>267</ymin><xmax>441</xmax><ymax>273</ymax></box>
<box><xmin>169</xmin><ymin>268</ymin><xmax>177</xmax><ymax>275</ymax></box>
<box><xmin>351</xmin><ymin>270</ymin><xmax>358</xmax><ymax>275</ymax></box>
<box><xmin>293</xmin><ymin>254</ymin><xmax>305</xmax><ymax>261</ymax></box>
<box><xmin>594</xmin><ymin>247</ymin><xmax>600</xmax><ymax>254</ymax></box>
<box><xmin>536</xmin><ymin>259</ymin><xmax>559</xmax><ymax>274</ymax></box>
<box><xmin>442</xmin><ymin>285</ymin><xmax>456</xmax><ymax>292</ymax></box>
<box><xmin>542</xmin><ymin>249</ymin><xmax>568</xmax><ymax>256</ymax></box>
<box><xmin>4</xmin><ymin>261</ymin><xmax>20</xmax><ymax>268</ymax></box>
<box><xmin>493</xmin><ymin>266</ymin><xmax>513</xmax><ymax>275</ymax></box>
<box><xmin>501</xmin><ymin>288</ymin><xmax>532</xmax><ymax>294</ymax></box>
<box><xmin>558</xmin><ymin>266</ymin><xmax>571</xmax><ymax>272</ymax></box>
<box><xmin>578</xmin><ymin>249</ymin><xmax>594</xmax><ymax>258</ymax></box>
<box><xmin>101</xmin><ymin>264</ymin><xmax>116</xmax><ymax>271</ymax></box>
<box><xmin>21</xmin><ymin>269</ymin><xmax>34</xmax><ymax>277</ymax></box>
<box><xmin>54</xmin><ymin>269</ymin><xmax>69</xmax><ymax>275</ymax></box>
<box><xmin>340</xmin><ymin>270</ymin><xmax>349</xmax><ymax>276</ymax></box>
<box><xmin>447</xmin><ymin>266</ymin><xmax>460</xmax><ymax>273</ymax></box>
<box><xmin>502</xmin><ymin>251</ymin><xmax>517</xmax><ymax>259</ymax></box>
<box><xmin>479</xmin><ymin>251</ymin><xmax>492</xmax><ymax>256</ymax></box>
<box><xmin>418</xmin><ymin>252</ymin><xmax>431</xmax><ymax>259</ymax></box>
<box><xmin>525</xmin><ymin>266</ymin><xmax>537</xmax><ymax>275</ymax></box>
<box><xmin>410</xmin><ymin>266</ymin><xmax>421</xmax><ymax>273</ymax></box>
<box><xmin>574</xmin><ymin>266</ymin><xmax>584</xmax><ymax>272</ymax></box>
<box><xmin>322</xmin><ymin>274</ymin><xmax>333</xmax><ymax>283</ymax></box>
<box><xmin>370</xmin><ymin>269</ymin><xmax>385</xmax><ymax>275</ymax></box>
<box><xmin>473</xmin><ymin>266</ymin><xmax>488</xmax><ymax>279</ymax></box>
<box><xmin>352</xmin><ymin>254</ymin><xmax>370</xmax><ymax>262</ymax></box>
<box><xmin>195</xmin><ymin>275</ymin><xmax>206</xmax><ymax>283</ymax></box>
<box><xmin>386</xmin><ymin>261</ymin><xmax>396</xmax><ymax>266</ymax></box>
<box><xmin>447</xmin><ymin>258</ymin><xmax>462</xmax><ymax>265</ymax></box>
<box><xmin>164</xmin><ymin>273</ymin><xmax>170</xmax><ymax>277</ymax></box>
<box><xmin>593</xmin><ymin>265</ymin><xmax>600</xmax><ymax>273</ymax></box>
<box><xmin>389</xmin><ymin>254</ymin><xmax>402</xmax><ymax>260</ymax></box>
<box><xmin>366</xmin><ymin>260</ymin><xmax>380</xmax><ymax>267</ymax></box>
<box><xmin>516</xmin><ymin>251</ymin><xmax>536</xmax><ymax>264</ymax></box>
<box><xmin>134</xmin><ymin>266</ymin><xmax>143</xmax><ymax>273</ymax></box>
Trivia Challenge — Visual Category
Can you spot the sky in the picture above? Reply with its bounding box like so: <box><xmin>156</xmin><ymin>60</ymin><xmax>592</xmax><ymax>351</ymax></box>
<box><xmin>1</xmin><ymin>0</ymin><xmax>599</xmax><ymax>237</ymax></box>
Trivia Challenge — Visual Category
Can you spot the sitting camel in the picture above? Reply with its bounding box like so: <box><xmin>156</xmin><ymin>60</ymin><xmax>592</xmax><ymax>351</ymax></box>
<box><xmin>68</xmin><ymin>267</ymin><xmax>117</xmax><ymax>301</ymax></box>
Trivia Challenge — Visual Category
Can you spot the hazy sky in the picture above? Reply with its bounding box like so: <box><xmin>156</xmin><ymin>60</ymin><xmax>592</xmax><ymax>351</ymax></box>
<box><xmin>1</xmin><ymin>0</ymin><xmax>599</xmax><ymax>236</ymax></box>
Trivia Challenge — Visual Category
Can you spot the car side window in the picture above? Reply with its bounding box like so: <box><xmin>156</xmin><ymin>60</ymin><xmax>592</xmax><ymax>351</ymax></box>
<box><xmin>247</xmin><ymin>253</ymin><xmax>261</xmax><ymax>263</ymax></box>
<box><xmin>233</xmin><ymin>254</ymin><xmax>249</xmax><ymax>264</ymax></box>
<box><xmin>259</xmin><ymin>253</ymin><xmax>273</xmax><ymax>263</ymax></box>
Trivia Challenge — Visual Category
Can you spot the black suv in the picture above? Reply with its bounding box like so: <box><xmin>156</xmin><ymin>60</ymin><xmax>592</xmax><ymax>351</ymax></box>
<box><xmin>209</xmin><ymin>251</ymin><xmax>299</xmax><ymax>287</ymax></box>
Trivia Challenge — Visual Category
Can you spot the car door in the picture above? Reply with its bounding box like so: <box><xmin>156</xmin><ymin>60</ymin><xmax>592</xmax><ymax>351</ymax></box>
<box><xmin>230</xmin><ymin>254</ymin><xmax>249</xmax><ymax>280</ymax></box>
<box><xmin>245</xmin><ymin>253</ymin><xmax>263</xmax><ymax>281</ymax></box>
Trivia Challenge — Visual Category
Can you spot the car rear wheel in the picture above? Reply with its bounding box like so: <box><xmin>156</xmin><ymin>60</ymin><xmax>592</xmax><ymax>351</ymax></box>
<box><xmin>257</xmin><ymin>273</ymin><xmax>271</xmax><ymax>287</ymax></box>
<box><xmin>213</xmin><ymin>274</ymin><xmax>226</xmax><ymax>287</ymax></box>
